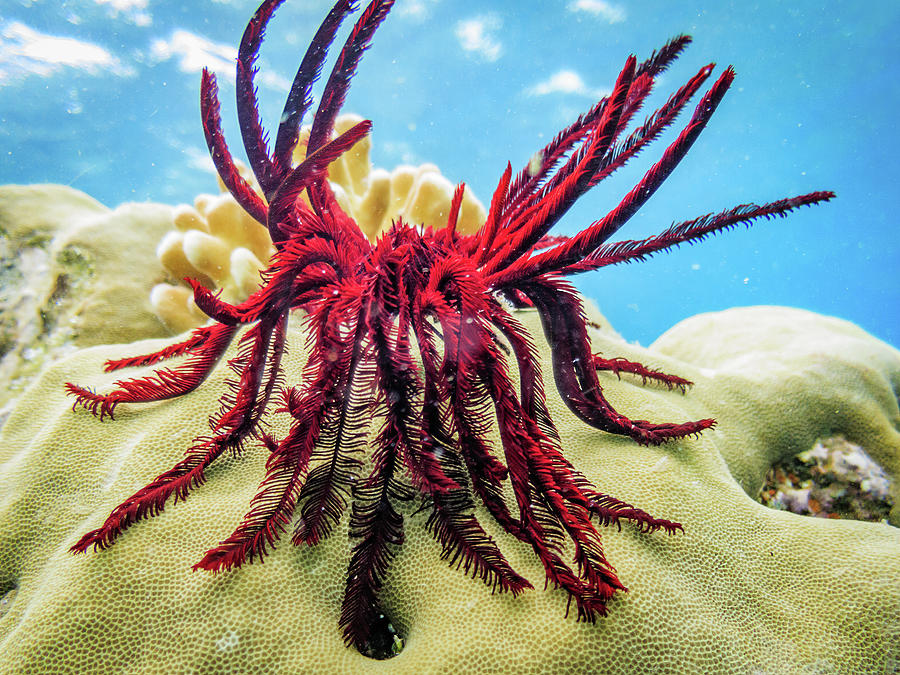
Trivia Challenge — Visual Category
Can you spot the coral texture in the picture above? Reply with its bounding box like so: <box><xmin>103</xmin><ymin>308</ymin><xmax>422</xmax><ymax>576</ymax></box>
<box><xmin>0</xmin><ymin>306</ymin><xmax>898</xmax><ymax>673</ymax></box>
<box><xmin>151</xmin><ymin>112</ymin><xmax>486</xmax><ymax>333</ymax></box>
<box><xmin>0</xmin><ymin>184</ymin><xmax>173</xmax><ymax>411</ymax></box>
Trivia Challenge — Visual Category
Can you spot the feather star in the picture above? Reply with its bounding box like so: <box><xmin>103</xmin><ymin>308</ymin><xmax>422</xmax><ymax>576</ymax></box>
<box><xmin>65</xmin><ymin>0</ymin><xmax>834</xmax><ymax>658</ymax></box>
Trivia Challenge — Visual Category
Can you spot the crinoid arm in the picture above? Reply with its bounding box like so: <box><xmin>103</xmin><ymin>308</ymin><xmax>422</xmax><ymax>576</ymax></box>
<box><xmin>65</xmin><ymin>322</ymin><xmax>239</xmax><ymax>421</ymax></box>
<box><xmin>469</xmin><ymin>50</ymin><xmax>834</xmax><ymax>445</ymax></box>
<box><xmin>592</xmin><ymin>355</ymin><xmax>694</xmax><ymax>393</ymax></box>
<box><xmin>66</xmin><ymin>0</ymin><xmax>836</xmax><ymax>658</ymax></box>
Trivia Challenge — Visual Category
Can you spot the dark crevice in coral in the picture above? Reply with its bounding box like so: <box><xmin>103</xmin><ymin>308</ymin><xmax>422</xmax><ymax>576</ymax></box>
<box><xmin>0</xmin><ymin>258</ymin><xmax>25</xmax><ymax>360</ymax></box>
<box><xmin>0</xmin><ymin>580</ymin><xmax>19</xmax><ymax>619</ymax></box>
<box><xmin>0</xmin><ymin>328</ymin><xmax>14</xmax><ymax>360</ymax></box>
<box><xmin>358</xmin><ymin>610</ymin><xmax>404</xmax><ymax>660</ymax></box>
<box><xmin>39</xmin><ymin>273</ymin><xmax>70</xmax><ymax>335</ymax></box>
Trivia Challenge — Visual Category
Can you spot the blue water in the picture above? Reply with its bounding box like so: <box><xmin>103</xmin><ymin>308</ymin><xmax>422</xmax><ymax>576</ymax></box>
<box><xmin>1</xmin><ymin>0</ymin><xmax>897</xmax><ymax>347</ymax></box>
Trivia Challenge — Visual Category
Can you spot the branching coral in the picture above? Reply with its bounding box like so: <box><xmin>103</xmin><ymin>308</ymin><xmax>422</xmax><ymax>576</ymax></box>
<box><xmin>151</xmin><ymin>113</ymin><xmax>486</xmax><ymax>333</ymax></box>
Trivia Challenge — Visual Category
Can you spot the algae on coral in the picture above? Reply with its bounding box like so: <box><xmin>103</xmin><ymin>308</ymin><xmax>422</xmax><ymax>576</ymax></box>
<box><xmin>0</xmin><ymin>185</ymin><xmax>175</xmax><ymax>414</ymax></box>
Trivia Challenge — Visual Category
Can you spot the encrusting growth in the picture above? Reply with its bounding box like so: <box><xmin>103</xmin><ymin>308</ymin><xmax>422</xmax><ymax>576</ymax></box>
<box><xmin>65</xmin><ymin>0</ymin><xmax>834</xmax><ymax>655</ymax></box>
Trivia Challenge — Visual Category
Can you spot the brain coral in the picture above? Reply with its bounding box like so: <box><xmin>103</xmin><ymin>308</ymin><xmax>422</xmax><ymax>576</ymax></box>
<box><xmin>151</xmin><ymin>113</ymin><xmax>486</xmax><ymax>333</ymax></box>
<box><xmin>0</xmin><ymin>304</ymin><xmax>897</xmax><ymax>674</ymax></box>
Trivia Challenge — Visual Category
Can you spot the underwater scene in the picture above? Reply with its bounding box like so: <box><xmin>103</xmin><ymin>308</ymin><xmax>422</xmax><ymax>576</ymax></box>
<box><xmin>0</xmin><ymin>0</ymin><xmax>898</xmax><ymax>673</ymax></box>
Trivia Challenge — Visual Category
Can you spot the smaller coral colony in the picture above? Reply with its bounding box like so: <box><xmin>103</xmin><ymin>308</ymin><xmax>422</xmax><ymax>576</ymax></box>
<box><xmin>66</xmin><ymin>0</ymin><xmax>833</xmax><ymax>656</ymax></box>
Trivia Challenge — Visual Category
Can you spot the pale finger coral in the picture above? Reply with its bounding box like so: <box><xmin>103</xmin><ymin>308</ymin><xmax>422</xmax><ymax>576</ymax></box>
<box><xmin>152</xmin><ymin>189</ymin><xmax>276</xmax><ymax>333</ymax></box>
<box><xmin>151</xmin><ymin>113</ymin><xmax>486</xmax><ymax>333</ymax></box>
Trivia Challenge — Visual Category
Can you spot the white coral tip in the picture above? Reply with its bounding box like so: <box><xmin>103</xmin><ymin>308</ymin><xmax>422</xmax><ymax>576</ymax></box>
<box><xmin>183</xmin><ymin>230</ymin><xmax>231</xmax><ymax>283</ymax></box>
<box><xmin>150</xmin><ymin>283</ymin><xmax>206</xmax><ymax>333</ymax></box>
<box><xmin>229</xmin><ymin>248</ymin><xmax>265</xmax><ymax>299</ymax></box>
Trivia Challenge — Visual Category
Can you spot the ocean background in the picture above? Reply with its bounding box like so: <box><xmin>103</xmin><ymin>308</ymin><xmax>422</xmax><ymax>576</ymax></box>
<box><xmin>1</xmin><ymin>0</ymin><xmax>897</xmax><ymax>347</ymax></box>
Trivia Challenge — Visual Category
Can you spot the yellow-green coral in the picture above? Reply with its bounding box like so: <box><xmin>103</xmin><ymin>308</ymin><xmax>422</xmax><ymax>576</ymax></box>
<box><xmin>0</xmin><ymin>184</ymin><xmax>174</xmax><ymax>410</ymax></box>
<box><xmin>0</xmin><ymin>304</ymin><xmax>897</xmax><ymax>673</ymax></box>
<box><xmin>152</xmin><ymin>114</ymin><xmax>486</xmax><ymax>333</ymax></box>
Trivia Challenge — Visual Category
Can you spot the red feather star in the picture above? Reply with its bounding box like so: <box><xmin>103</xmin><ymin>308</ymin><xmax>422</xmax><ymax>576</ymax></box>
<box><xmin>65</xmin><ymin>0</ymin><xmax>834</xmax><ymax>658</ymax></box>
